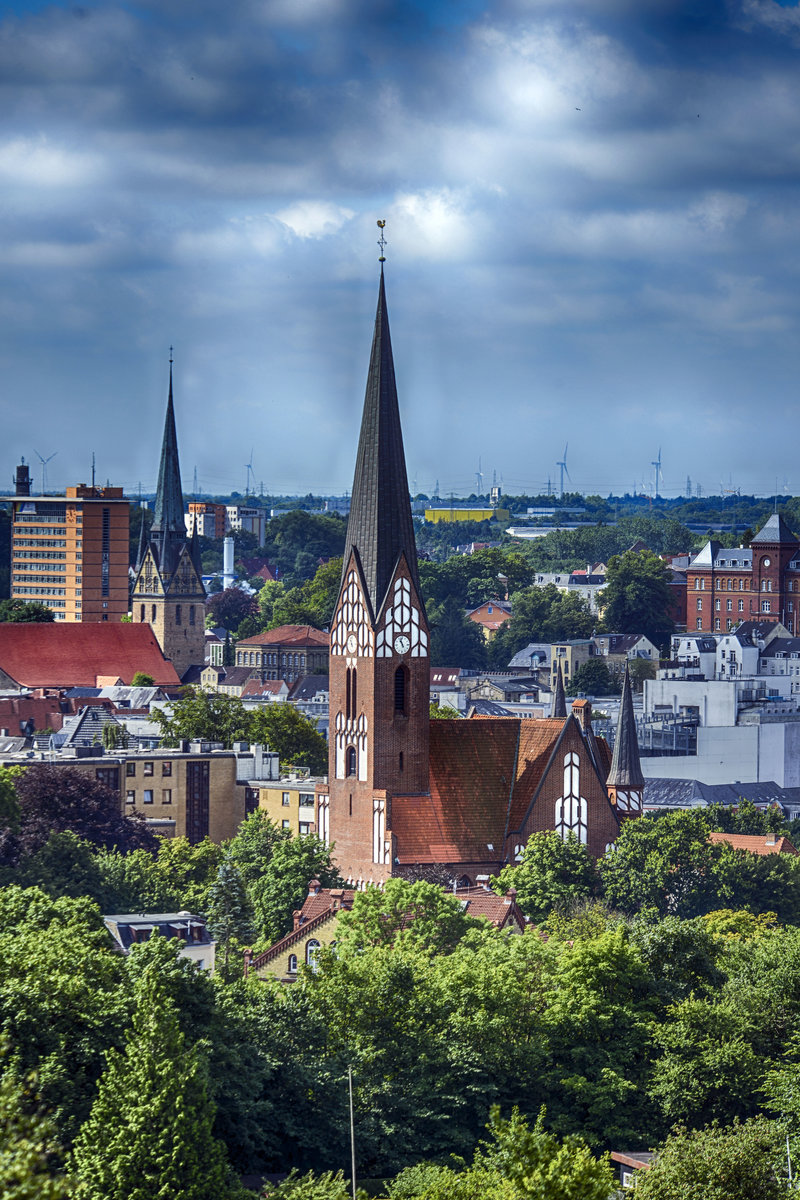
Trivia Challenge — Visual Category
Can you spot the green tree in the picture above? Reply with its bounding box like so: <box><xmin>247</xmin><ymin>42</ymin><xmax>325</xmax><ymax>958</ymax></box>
<box><xmin>248</xmin><ymin>705</ymin><xmax>328</xmax><ymax>773</ymax></box>
<box><xmin>250</xmin><ymin>834</ymin><xmax>343</xmax><ymax>945</ymax></box>
<box><xmin>492</xmin><ymin>832</ymin><xmax>599</xmax><ymax>924</ymax></box>
<box><xmin>71</xmin><ymin>966</ymin><xmax>229</xmax><ymax>1200</ymax></box>
<box><xmin>258</xmin><ymin>579</ymin><xmax>287</xmax><ymax>628</ymax></box>
<box><xmin>634</xmin><ymin>1118</ymin><xmax>790</xmax><ymax>1200</ymax></box>
<box><xmin>153</xmin><ymin>689</ymin><xmax>251</xmax><ymax>748</ymax></box>
<box><xmin>565</xmin><ymin>658</ymin><xmax>619</xmax><ymax>697</ymax></box>
<box><xmin>130</xmin><ymin>672</ymin><xmax>155</xmax><ymax>687</ymax></box>
<box><xmin>599</xmin><ymin>549</ymin><xmax>674</xmax><ymax>644</ymax></box>
<box><xmin>488</xmin><ymin>585</ymin><xmax>593</xmax><ymax>667</ymax></box>
<box><xmin>335</xmin><ymin>879</ymin><xmax>482</xmax><ymax>956</ymax></box>
<box><xmin>599</xmin><ymin>810</ymin><xmax>720</xmax><ymax>918</ymax></box>
<box><xmin>0</xmin><ymin>599</ymin><xmax>55</xmax><ymax>622</ymax></box>
<box><xmin>628</xmin><ymin>656</ymin><xmax>657</xmax><ymax>690</ymax></box>
<box><xmin>226</xmin><ymin>811</ymin><xmax>287</xmax><ymax>892</ymax></box>
<box><xmin>389</xmin><ymin>1106</ymin><xmax>614</xmax><ymax>1200</ymax></box>
<box><xmin>0</xmin><ymin>886</ymin><xmax>128</xmax><ymax>1141</ymax></box>
<box><xmin>271</xmin><ymin>558</ymin><xmax>342</xmax><ymax>631</ymax></box>
<box><xmin>428</xmin><ymin>596</ymin><xmax>486</xmax><ymax>668</ymax></box>
<box><xmin>206</xmin><ymin>856</ymin><xmax>256</xmax><ymax>976</ymax></box>
<box><xmin>0</xmin><ymin>1066</ymin><xmax>71</xmax><ymax>1199</ymax></box>
<box><xmin>647</xmin><ymin>995</ymin><xmax>764</xmax><ymax>1129</ymax></box>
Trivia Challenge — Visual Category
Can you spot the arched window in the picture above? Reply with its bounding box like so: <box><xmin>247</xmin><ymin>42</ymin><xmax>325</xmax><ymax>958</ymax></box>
<box><xmin>140</xmin><ymin>604</ymin><xmax>145</xmax><ymax>622</ymax></box>
<box><xmin>306</xmin><ymin>939</ymin><xmax>321</xmax><ymax>969</ymax></box>
<box><xmin>394</xmin><ymin>666</ymin><xmax>407</xmax><ymax>715</ymax></box>
<box><xmin>175</xmin><ymin>604</ymin><xmax>182</xmax><ymax>625</ymax></box>
<box><xmin>346</xmin><ymin>746</ymin><xmax>357</xmax><ymax>776</ymax></box>
<box><xmin>151</xmin><ymin>604</ymin><xmax>157</xmax><ymax>622</ymax></box>
<box><xmin>288</xmin><ymin>954</ymin><xmax>297</xmax><ymax>973</ymax></box>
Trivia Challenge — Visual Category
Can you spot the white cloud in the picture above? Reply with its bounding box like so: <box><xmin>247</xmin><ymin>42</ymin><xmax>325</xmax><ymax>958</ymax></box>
<box><xmin>274</xmin><ymin>201</ymin><xmax>355</xmax><ymax>238</ymax></box>
<box><xmin>0</xmin><ymin>136</ymin><xmax>104</xmax><ymax>188</ymax></box>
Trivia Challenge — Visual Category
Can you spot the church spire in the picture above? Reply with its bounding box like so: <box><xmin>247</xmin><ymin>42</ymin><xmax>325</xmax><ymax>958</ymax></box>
<box><xmin>151</xmin><ymin>351</ymin><xmax>185</xmax><ymax>542</ymax></box>
<box><xmin>342</xmin><ymin>266</ymin><xmax>419</xmax><ymax>617</ymax></box>
<box><xmin>607</xmin><ymin>665</ymin><xmax>644</xmax><ymax>790</ymax></box>
<box><xmin>552</xmin><ymin>661</ymin><xmax>567</xmax><ymax>718</ymax></box>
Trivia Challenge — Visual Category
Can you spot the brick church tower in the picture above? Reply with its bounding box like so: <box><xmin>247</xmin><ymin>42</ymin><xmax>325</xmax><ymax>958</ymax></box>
<box><xmin>321</xmin><ymin>264</ymin><xmax>430</xmax><ymax>884</ymax></box>
<box><xmin>749</xmin><ymin>513</ymin><xmax>799</xmax><ymax>632</ymax></box>
<box><xmin>131</xmin><ymin>356</ymin><xmax>206</xmax><ymax>679</ymax></box>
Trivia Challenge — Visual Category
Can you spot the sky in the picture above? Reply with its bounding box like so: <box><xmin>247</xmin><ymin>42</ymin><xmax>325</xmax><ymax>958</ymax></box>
<box><xmin>2</xmin><ymin>0</ymin><xmax>800</xmax><ymax>501</ymax></box>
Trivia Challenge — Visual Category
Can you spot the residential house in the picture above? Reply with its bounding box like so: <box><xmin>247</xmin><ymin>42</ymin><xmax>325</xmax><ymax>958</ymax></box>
<box><xmin>551</xmin><ymin>639</ymin><xmax>596</xmax><ymax>691</ymax></box>
<box><xmin>593</xmin><ymin>633</ymin><xmax>659</xmax><ymax>678</ymax></box>
<box><xmin>466</xmin><ymin>599</ymin><xmax>512</xmax><ymax>640</ymax></box>
<box><xmin>104</xmin><ymin>912</ymin><xmax>216</xmax><ymax>972</ymax></box>
<box><xmin>248</xmin><ymin>880</ymin><xmax>527</xmax><ymax>982</ymax></box>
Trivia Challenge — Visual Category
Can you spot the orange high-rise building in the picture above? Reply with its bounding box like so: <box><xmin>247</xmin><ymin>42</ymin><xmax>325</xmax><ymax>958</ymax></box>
<box><xmin>7</xmin><ymin>468</ymin><xmax>129</xmax><ymax>622</ymax></box>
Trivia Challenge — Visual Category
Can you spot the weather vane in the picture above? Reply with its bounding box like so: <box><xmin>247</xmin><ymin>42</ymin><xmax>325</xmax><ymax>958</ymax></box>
<box><xmin>169</xmin><ymin>345</ymin><xmax>173</xmax><ymax>364</ymax></box>
<box><xmin>377</xmin><ymin>220</ymin><xmax>386</xmax><ymax>263</ymax></box>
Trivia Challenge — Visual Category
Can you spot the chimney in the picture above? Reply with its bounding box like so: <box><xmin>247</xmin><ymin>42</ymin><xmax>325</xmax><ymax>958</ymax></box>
<box><xmin>504</xmin><ymin>886</ymin><xmax>517</xmax><ymax>906</ymax></box>
<box><xmin>242</xmin><ymin>947</ymin><xmax>253</xmax><ymax>978</ymax></box>
<box><xmin>766</xmin><ymin>833</ymin><xmax>777</xmax><ymax>847</ymax></box>
<box><xmin>292</xmin><ymin>909</ymin><xmax>303</xmax><ymax>930</ymax></box>
<box><xmin>571</xmin><ymin>698</ymin><xmax>592</xmax><ymax>732</ymax></box>
<box><xmin>308</xmin><ymin>877</ymin><xmax>321</xmax><ymax>895</ymax></box>
<box><xmin>330</xmin><ymin>888</ymin><xmax>345</xmax><ymax>910</ymax></box>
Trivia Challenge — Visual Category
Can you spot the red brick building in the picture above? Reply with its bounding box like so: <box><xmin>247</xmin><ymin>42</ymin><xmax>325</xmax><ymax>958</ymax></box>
<box><xmin>688</xmin><ymin>514</ymin><xmax>800</xmax><ymax>636</ymax></box>
<box><xmin>318</xmin><ymin>265</ymin><xmax>645</xmax><ymax>886</ymax></box>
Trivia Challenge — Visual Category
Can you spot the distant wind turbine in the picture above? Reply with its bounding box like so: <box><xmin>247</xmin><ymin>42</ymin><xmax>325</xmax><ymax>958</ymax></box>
<box><xmin>557</xmin><ymin>444</ymin><xmax>571</xmax><ymax>499</ymax></box>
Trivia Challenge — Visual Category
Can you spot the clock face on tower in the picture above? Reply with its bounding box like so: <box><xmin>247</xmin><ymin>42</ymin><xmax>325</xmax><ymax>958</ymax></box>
<box><xmin>394</xmin><ymin>634</ymin><xmax>410</xmax><ymax>655</ymax></box>
<box><xmin>346</xmin><ymin>634</ymin><xmax>358</xmax><ymax>654</ymax></box>
<box><xmin>763</xmin><ymin>558</ymin><xmax>771</xmax><ymax>568</ymax></box>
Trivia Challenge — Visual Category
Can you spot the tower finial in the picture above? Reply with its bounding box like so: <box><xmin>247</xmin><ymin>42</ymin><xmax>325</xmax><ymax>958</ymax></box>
<box><xmin>169</xmin><ymin>345</ymin><xmax>173</xmax><ymax>365</ymax></box>
<box><xmin>377</xmin><ymin>219</ymin><xmax>386</xmax><ymax>263</ymax></box>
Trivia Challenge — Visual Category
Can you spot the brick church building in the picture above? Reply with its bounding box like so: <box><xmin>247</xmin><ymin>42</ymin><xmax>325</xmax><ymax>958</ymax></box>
<box><xmin>317</xmin><ymin>263</ymin><xmax>644</xmax><ymax>887</ymax></box>
<box><xmin>688</xmin><ymin>514</ymin><xmax>800</xmax><ymax>637</ymax></box>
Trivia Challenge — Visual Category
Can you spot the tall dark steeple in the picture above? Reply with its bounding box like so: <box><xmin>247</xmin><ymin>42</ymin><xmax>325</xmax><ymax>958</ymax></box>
<box><xmin>342</xmin><ymin>267</ymin><xmax>420</xmax><ymax>618</ymax></box>
<box><xmin>131</xmin><ymin>351</ymin><xmax>206</xmax><ymax>680</ymax></box>
<box><xmin>606</xmin><ymin>665</ymin><xmax>644</xmax><ymax>818</ymax></box>
<box><xmin>325</xmin><ymin>239</ymin><xmax>430</xmax><ymax>885</ymax></box>
<box><xmin>150</xmin><ymin>353</ymin><xmax>186</xmax><ymax>566</ymax></box>
<box><xmin>552</xmin><ymin>661</ymin><xmax>567</xmax><ymax>718</ymax></box>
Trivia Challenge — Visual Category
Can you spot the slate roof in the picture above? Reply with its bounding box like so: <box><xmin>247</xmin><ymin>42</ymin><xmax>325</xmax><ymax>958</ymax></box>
<box><xmin>760</xmin><ymin>638</ymin><xmax>800</xmax><ymax>659</ymax></box>
<box><xmin>643</xmin><ymin>777</ymin><xmax>800</xmax><ymax>809</ymax></box>
<box><xmin>341</xmin><ymin>268</ymin><xmax>420</xmax><ymax>618</ymax></box>
<box><xmin>750</xmin><ymin>513</ymin><xmax>798</xmax><ymax>545</ymax></box>
<box><xmin>391</xmin><ymin>718</ymin><xmax>571</xmax><ymax>863</ymax></box>
<box><xmin>708</xmin><ymin>832</ymin><xmax>798</xmax><ymax>856</ymax></box>
<box><xmin>288</xmin><ymin>675</ymin><xmax>329</xmax><ymax>701</ymax></box>
<box><xmin>236</xmin><ymin>625</ymin><xmax>329</xmax><ymax>649</ymax></box>
<box><xmin>0</xmin><ymin>623</ymin><xmax>181</xmax><ymax>688</ymax></box>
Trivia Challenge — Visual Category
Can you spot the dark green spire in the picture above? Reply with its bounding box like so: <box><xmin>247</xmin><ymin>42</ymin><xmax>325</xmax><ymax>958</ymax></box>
<box><xmin>151</xmin><ymin>356</ymin><xmax>185</xmax><ymax>541</ymax></box>
<box><xmin>552</xmin><ymin>661</ymin><xmax>567</xmax><ymax>718</ymax></box>
<box><xmin>343</xmin><ymin>267</ymin><xmax>419</xmax><ymax>616</ymax></box>
<box><xmin>607</xmin><ymin>665</ymin><xmax>644</xmax><ymax>789</ymax></box>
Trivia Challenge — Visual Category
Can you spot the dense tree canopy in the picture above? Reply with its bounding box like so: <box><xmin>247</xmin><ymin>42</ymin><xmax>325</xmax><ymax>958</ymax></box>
<box><xmin>0</xmin><ymin>599</ymin><xmax>55</xmax><ymax>622</ymax></box>
<box><xmin>154</xmin><ymin>690</ymin><xmax>327</xmax><ymax>771</ymax></box>
<box><xmin>487</xmin><ymin>585</ymin><xmax>594</xmax><ymax>668</ymax></box>
<box><xmin>599</xmin><ymin>549</ymin><xmax>675</xmax><ymax>645</ymax></box>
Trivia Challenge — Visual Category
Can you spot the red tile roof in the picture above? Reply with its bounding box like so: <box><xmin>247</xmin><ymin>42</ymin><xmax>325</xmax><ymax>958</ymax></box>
<box><xmin>236</xmin><ymin>625</ymin><xmax>329</xmax><ymax>649</ymax></box>
<box><xmin>0</xmin><ymin>623</ymin><xmax>181</xmax><ymax>688</ymax></box>
<box><xmin>391</xmin><ymin>718</ymin><xmax>568</xmax><ymax>864</ymax></box>
<box><xmin>708</xmin><ymin>831</ymin><xmax>798</xmax><ymax>856</ymax></box>
<box><xmin>240</xmin><ymin>678</ymin><xmax>287</xmax><ymax>698</ymax></box>
<box><xmin>454</xmin><ymin>886</ymin><xmax>526</xmax><ymax>930</ymax></box>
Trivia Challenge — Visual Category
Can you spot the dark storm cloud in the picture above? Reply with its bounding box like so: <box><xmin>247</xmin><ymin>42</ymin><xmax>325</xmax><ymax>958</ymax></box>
<box><xmin>0</xmin><ymin>0</ymin><xmax>799</xmax><ymax>497</ymax></box>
